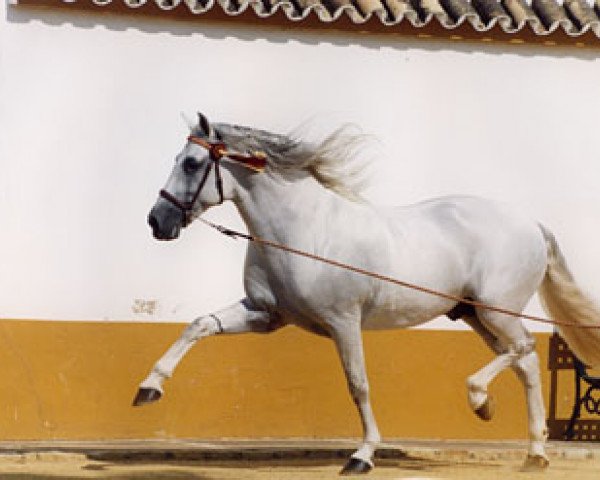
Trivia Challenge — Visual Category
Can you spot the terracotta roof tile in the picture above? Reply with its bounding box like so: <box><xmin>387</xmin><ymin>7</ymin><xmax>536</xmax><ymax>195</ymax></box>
<box><xmin>59</xmin><ymin>0</ymin><xmax>600</xmax><ymax>37</ymax></box>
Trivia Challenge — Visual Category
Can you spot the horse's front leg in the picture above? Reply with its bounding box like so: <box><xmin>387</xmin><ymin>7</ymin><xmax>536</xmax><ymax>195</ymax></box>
<box><xmin>330</xmin><ymin>317</ymin><xmax>381</xmax><ymax>475</ymax></box>
<box><xmin>132</xmin><ymin>298</ymin><xmax>279</xmax><ymax>406</ymax></box>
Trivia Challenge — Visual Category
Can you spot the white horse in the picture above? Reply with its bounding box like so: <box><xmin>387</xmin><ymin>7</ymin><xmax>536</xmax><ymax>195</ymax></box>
<box><xmin>134</xmin><ymin>112</ymin><xmax>600</xmax><ymax>474</ymax></box>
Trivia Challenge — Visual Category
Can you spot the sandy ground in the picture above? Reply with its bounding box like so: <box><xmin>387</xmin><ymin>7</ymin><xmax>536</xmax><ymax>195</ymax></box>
<box><xmin>0</xmin><ymin>440</ymin><xmax>599</xmax><ymax>479</ymax></box>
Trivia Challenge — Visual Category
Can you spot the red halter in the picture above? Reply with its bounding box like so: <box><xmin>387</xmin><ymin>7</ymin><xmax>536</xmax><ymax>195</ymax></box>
<box><xmin>159</xmin><ymin>135</ymin><xmax>267</xmax><ymax>225</ymax></box>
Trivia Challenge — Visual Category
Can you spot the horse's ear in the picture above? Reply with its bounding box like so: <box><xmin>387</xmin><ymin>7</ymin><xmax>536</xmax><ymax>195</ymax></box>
<box><xmin>197</xmin><ymin>112</ymin><xmax>214</xmax><ymax>137</ymax></box>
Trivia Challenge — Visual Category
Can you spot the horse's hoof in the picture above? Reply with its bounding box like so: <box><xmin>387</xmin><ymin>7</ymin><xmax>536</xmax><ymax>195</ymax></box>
<box><xmin>475</xmin><ymin>395</ymin><xmax>495</xmax><ymax>421</ymax></box>
<box><xmin>340</xmin><ymin>457</ymin><xmax>373</xmax><ymax>475</ymax></box>
<box><xmin>132</xmin><ymin>387</ymin><xmax>162</xmax><ymax>406</ymax></box>
<box><xmin>521</xmin><ymin>454</ymin><xmax>549</xmax><ymax>471</ymax></box>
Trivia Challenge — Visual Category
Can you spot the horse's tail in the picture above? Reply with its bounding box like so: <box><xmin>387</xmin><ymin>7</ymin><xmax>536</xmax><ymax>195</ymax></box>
<box><xmin>538</xmin><ymin>224</ymin><xmax>600</xmax><ymax>367</ymax></box>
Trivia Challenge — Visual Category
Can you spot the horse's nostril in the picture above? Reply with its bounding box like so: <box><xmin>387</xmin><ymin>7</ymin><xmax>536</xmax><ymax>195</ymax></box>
<box><xmin>148</xmin><ymin>214</ymin><xmax>160</xmax><ymax>234</ymax></box>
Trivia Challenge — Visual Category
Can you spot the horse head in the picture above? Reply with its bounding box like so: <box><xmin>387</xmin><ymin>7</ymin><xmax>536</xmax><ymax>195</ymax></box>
<box><xmin>148</xmin><ymin>112</ymin><xmax>266</xmax><ymax>240</ymax></box>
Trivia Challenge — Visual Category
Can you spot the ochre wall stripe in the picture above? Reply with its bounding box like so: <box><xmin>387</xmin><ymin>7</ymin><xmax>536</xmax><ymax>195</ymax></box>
<box><xmin>0</xmin><ymin>320</ymin><xmax>558</xmax><ymax>440</ymax></box>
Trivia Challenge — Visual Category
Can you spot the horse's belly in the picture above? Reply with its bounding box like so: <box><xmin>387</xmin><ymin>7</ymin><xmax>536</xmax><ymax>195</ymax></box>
<box><xmin>362</xmin><ymin>293</ymin><xmax>457</xmax><ymax>330</ymax></box>
<box><xmin>362</xmin><ymin>312</ymin><xmax>426</xmax><ymax>330</ymax></box>
<box><xmin>362</xmin><ymin>310</ymin><xmax>436</xmax><ymax>330</ymax></box>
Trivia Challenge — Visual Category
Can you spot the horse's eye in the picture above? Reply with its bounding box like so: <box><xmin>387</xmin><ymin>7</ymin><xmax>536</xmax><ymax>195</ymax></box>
<box><xmin>182</xmin><ymin>157</ymin><xmax>201</xmax><ymax>175</ymax></box>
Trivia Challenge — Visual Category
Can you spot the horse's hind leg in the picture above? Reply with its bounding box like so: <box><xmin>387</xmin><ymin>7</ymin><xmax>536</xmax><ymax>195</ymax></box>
<box><xmin>462</xmin><ymin>314</ymin><xmax>515</xmax><ymax>421</ymax></box>
<box><xmin>467</xmin><ymin>307</ymin><xmax>549</xmax><ymax>469</ymax></box>
<box><xmin>512</xmin><ymin>347</ymin><xmax>549</xmax><ymax>470</ymax></box>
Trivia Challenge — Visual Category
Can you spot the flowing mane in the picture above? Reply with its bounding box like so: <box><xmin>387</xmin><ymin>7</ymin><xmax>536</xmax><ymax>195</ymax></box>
<box><xmin>193</xmin><ymin>122</ymin><xmax>369</xmax><ymax>202</ymax></box>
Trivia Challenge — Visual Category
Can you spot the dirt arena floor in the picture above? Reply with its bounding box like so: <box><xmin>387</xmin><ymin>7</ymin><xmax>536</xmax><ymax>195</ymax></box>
<box><xmin>0</xmin><ymin>440</ymin><xmax>599</xmax><ymax>479</ymax></box>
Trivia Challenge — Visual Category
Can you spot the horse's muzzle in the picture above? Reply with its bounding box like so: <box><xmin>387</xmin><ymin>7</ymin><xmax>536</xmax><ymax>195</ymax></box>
<box><xmin>148</xmin><ymin>202</ymin><xmax>183</xmax><ymax>241</ymax></box>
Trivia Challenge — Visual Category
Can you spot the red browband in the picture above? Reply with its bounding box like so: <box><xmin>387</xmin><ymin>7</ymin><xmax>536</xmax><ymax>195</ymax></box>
<box><xmin>187</xmin><ymin>135</ymin><xmax>267</xmax><ymax>172</ymax></box>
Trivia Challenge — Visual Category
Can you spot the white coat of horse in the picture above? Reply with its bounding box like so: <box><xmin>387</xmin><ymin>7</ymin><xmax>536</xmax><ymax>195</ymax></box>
<box><xmin>135</xmin><ymin>113</ymin><xmax>600</xmax><ymax>474</ymax></box>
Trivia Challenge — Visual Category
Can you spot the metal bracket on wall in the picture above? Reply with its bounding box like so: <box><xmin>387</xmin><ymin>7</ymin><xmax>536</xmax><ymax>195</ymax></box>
<box><xmin>547</xmin><ymin>332</ymin><xmax>600</xmax><ymax>441</ymax></box>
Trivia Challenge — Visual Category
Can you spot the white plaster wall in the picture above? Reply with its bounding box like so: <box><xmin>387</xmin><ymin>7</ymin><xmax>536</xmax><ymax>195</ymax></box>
<box><xmin>1</xmin><ymin>2</ymin><xmax>600</xmax><ymax>330</ymax></box>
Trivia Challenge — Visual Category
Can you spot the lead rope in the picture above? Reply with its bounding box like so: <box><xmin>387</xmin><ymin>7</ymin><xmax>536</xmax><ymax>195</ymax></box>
<box><xmin>199</xmin><ymin>217</ymin><xmax>600</xmax><ymax>330</ymax></box>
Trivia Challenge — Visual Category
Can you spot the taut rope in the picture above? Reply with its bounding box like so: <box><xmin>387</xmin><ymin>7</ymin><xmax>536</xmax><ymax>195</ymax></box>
<box><xmin>199</xmin><ymin>217</ymin><xmax>600</xmax><ymax>330</ymax></box>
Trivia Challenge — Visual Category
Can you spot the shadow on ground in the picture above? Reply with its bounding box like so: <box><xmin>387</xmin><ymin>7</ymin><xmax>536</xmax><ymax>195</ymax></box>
<box><xmin>82</xmin><ymin>448</ymin><xmax>501</xmax><ymax>473</ymax></box>
<box><xmin>0</xmin><ymin>448</ymin><xmax>507</xmax><ymax>479</ymax></box>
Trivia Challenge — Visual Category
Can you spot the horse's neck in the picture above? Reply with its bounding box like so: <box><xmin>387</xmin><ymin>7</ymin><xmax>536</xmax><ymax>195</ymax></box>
<box><xmin>233</xmin><ymin>172</ymin><xmax>341</xmax><ymax>241</ymax></box>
